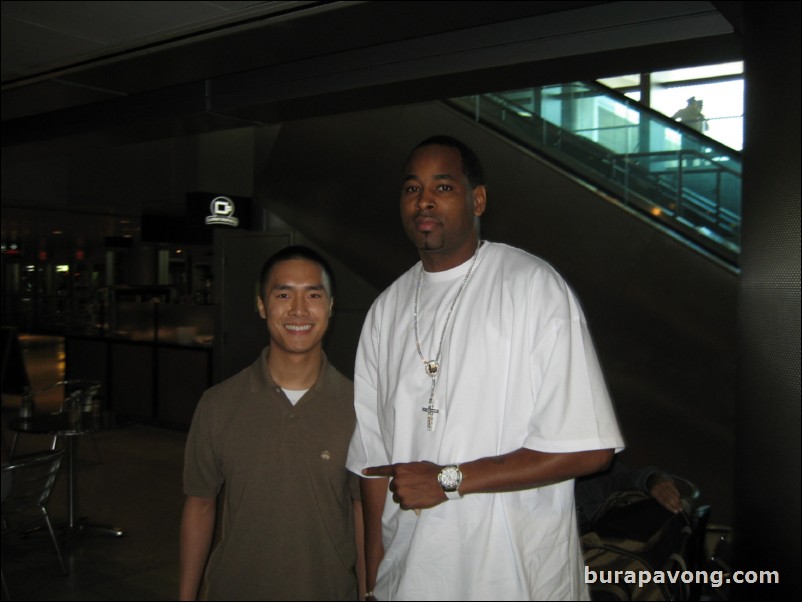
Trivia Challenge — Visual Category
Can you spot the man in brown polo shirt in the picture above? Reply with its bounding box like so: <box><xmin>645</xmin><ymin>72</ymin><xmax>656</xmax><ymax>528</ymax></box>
<box><xmin>180</xmin><ymin>245</ymin><xmax>363</xmax><ymax>600</ymax></box>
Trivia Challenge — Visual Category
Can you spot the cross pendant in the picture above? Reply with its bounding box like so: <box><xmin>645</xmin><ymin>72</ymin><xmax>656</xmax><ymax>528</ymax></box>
<box><xmin>421</xmin><ymin>398</ymin><xmax>439</xmax><ymax>431</ymax></box>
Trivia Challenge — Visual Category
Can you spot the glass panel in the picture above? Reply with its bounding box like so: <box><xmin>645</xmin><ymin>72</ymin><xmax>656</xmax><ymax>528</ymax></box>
<box><xmin>651</xmin><ymin>80</ymin><xmax>744</xmax><ymax>151</ymax></box>
<box><xmin>114</xmin><ymin>302</ymin><xmax>156</xmax><ymax>341</ymax></box>
<box><xmin>158</xmin><ymin>304</ymin><xmax>215</xmax><ymax>346</ymax></box>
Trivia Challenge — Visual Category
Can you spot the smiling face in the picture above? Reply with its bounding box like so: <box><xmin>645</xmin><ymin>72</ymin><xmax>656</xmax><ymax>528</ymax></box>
<box><xmin>400</xmin><ymin>144</ymin><xmax>486</xmax><ymax>271</ymax></box>
<box><xmin>257</xmin><ymin>258</ymin><xmax>332</xmax><ymax>359</ymax></box>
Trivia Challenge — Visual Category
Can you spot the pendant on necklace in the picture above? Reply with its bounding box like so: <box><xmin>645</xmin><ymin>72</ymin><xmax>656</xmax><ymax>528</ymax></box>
<box><xmin>421</xmin><ymin>395</ymin><xmax>439</xmax><ymax>431</ymax></box>
<box><xmin>425</xmin><ymin>360</ymin><xmax>439</xmax><ymax>377</ymax></box>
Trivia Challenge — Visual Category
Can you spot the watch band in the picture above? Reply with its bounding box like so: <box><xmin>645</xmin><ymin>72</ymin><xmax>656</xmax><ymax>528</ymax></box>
<box><xmin>444</xmin><ymin>488</ymin><xmax>463</xmax><ymax>500</ymax></box>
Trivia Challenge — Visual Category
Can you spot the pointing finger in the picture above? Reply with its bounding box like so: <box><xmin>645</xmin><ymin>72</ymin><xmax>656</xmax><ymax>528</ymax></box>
<box><xmin>363</xmin><ymin>464</ymin><xmax>395</xmax><ymax>477</ymax></box>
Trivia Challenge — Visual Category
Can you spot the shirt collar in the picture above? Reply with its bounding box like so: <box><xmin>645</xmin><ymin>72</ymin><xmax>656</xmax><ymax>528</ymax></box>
<box><xmin>250</xmin><ymin>346</ymin><xmax>333</xmax><ymax>394</ymax></box>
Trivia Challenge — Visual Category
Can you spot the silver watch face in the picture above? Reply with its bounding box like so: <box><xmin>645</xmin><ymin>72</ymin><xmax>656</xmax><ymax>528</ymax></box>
<box><xmin>438</xmin><ymin>465</ymin><xmax>462</xmax><ymax>491</ymax></box>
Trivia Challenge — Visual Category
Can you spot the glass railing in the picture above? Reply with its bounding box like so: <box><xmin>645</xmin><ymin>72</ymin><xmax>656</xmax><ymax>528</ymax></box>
<box><xmin>447</xmin><ymin>82</ymin><xmax>741</xmax><ymax>265</ymax></box>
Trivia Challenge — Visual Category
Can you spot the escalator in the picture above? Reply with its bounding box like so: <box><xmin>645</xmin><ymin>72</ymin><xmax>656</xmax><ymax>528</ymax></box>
<box><xmin>446</xmin><ymin>81</ymin><xmax>741</xmax><ymax>267</ymax></box>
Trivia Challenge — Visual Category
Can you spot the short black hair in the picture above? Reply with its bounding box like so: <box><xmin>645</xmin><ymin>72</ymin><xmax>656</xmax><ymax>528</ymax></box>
<box><xmin>410</xmin><ymin>135</ymin><xmax>485</xmax><ymax>188</ymax></box>
<box><xmin>259</xmin><ymin>245</ymin><xmax>335</xmax><ymax>299</ymax></box>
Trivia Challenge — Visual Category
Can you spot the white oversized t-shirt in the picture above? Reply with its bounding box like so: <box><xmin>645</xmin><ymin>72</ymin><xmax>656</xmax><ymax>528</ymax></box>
<box><xmin>347</xmin><ymin>242</ymin><xmax>624</xmax><ymax>601</ymax></box>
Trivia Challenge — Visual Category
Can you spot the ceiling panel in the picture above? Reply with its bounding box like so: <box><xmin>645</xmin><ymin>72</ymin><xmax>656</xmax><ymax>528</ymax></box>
<box><xmin>1</xmin><ymin>1</ymin><xmax>322</xmax><ymax>83</ymax></box>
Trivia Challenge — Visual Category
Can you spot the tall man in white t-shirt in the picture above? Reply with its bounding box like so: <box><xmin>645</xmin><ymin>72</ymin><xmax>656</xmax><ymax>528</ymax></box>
<box><xmin>347</xmin><ymin>136</ymin><xmax>624</xmax><ymax>600</ymax></box>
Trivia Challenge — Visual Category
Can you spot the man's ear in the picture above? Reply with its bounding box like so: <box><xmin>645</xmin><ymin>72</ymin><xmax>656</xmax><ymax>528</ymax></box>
<box><xmin>257</xmin><ymin>295</ymin><xmax>266</xmax><ymax>319</ymax></box>
<box><xmin>473</xmin><ymin>184</ymin><xmax>487</xmax><ymax>217</ymax></box>
<box><xmin>329</xmin><ymin>298</ymin><xmax>334</xmax><ymax>318</ymax></box>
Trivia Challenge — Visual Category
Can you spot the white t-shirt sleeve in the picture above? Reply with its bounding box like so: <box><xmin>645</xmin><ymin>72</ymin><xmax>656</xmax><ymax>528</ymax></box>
<box><xmin>522</xmin><ymin>272</ymin><xmax>624</xmax><ymax>454</ymax></box>
<box><xmin>347</xmin><ymin>299</ymin><xmax>391</xmax><ymax>473</ymax></box>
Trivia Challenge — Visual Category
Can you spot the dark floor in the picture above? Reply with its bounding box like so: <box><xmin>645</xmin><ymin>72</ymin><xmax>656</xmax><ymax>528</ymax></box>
<box><xmin>2</xmin><ymin>336</ymin><xmax>186</xmax><ymax>601</ymax></box>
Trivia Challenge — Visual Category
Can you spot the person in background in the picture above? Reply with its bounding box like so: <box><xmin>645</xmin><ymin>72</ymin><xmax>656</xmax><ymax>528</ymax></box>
<box><xmin>671</xmin><ymin>96</ymin><xmax>709</xmax><ymax>132</ymax></box>
<box><xmin>575</xmin><ymin>457</ymin><xmax>683</xmax><ymax>534</ymax></box>
<box><xmin>180</xmin><ymin>245</ymin><xmax>364</xmax><ymax>601</ymax></box>
<box><xmin>347</xmin><ymin>135</ymin><xmax>624</xmax><ymax>600</ymax></box>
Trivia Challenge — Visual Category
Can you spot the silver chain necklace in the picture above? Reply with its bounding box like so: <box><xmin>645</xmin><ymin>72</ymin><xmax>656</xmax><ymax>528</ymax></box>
<box><xmin>414</xmin><ymin>241</ymin><xmax>481</xmax><ymax>431</ymax></box>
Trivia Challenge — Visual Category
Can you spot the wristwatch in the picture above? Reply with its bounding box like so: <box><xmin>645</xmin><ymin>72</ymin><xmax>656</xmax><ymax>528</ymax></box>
<box><xmin>437</xmin><ymin>465</ymin><xmax>463</xmax><ymax>500</ymax></box>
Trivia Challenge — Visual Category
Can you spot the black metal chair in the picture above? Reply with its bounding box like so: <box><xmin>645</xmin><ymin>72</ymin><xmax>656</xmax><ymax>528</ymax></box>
<box><xmin>10</xmin><ymin>380</ymin><xmax>103</xmax><ymax>463</ymax></box>
<box><xmin>1</xmin><ymin>449</ymin><xmax>68</xmax><ymax>599</ymax></box>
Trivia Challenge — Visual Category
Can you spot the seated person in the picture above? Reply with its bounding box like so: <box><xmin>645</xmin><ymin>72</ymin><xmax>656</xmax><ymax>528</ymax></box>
<box><xmin>575</xmin><ymin>457</ymin><xmax>682</xmax><ymax>534</ymax></box>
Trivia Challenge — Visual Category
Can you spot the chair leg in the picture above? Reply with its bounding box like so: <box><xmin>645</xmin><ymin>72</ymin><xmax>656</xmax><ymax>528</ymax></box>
<box><xmin>41</xmin><ymin>509</ymin><xmax>68</xmax><ymax>576</ymax></box>
<box><xmin>1</xmin><ymin>567</ymin><xmax>11</xmax><ymax>601</ymax></box>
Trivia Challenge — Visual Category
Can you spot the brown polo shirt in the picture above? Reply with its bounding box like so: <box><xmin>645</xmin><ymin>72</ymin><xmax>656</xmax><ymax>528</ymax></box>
<box><xmin>184</xmin><ymin>348</ymin><xmax>358</xmax><ymax>600</ymax></box>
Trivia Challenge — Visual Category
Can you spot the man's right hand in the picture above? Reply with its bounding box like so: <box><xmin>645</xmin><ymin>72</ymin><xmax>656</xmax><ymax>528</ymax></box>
<box><xmin>363</xmin><ymin>461</ymin><xmax>446</xmax><ymax>510</ymax></box>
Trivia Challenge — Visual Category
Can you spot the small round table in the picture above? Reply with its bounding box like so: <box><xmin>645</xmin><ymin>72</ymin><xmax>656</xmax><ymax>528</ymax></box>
<box><xmin>9</xmin><ymin>411</ymin><xmax>131</xmax><ymax>538</ymax></box>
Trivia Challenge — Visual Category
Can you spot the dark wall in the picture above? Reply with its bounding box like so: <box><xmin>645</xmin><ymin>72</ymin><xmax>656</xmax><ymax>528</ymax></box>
<box><xmin>735</xmin><ymin>2</ymin><xmax>801</xmax><ymax>599</ymax></box>
<box><xmin>255</xmin><ymin>101</ymin><xmax>738</xmax><ymax>523</ymax></box>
